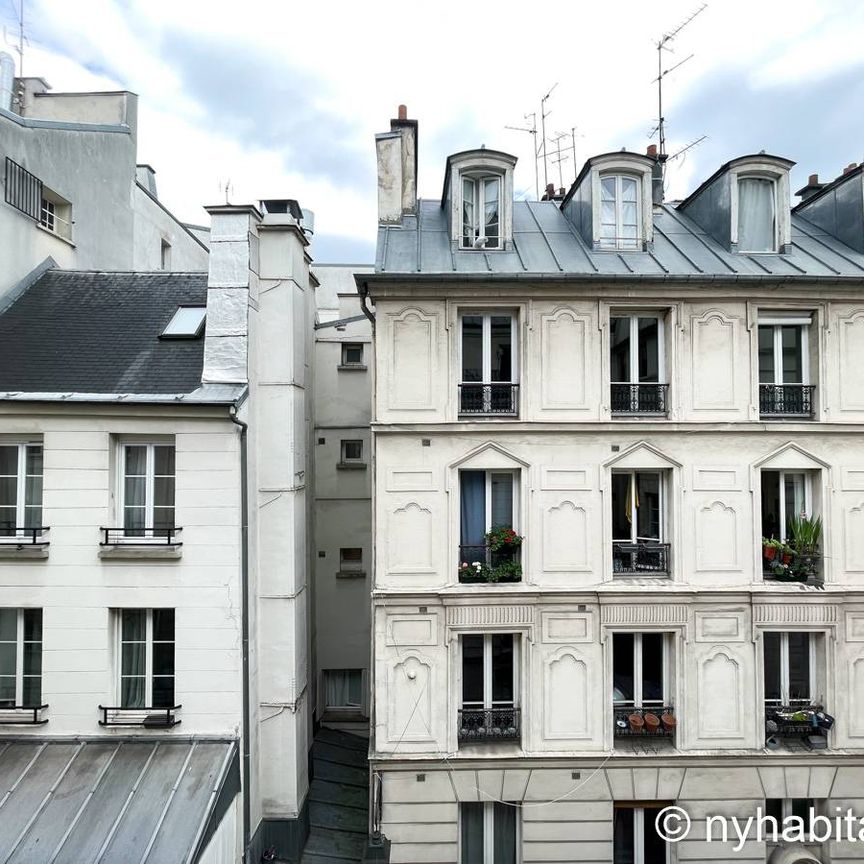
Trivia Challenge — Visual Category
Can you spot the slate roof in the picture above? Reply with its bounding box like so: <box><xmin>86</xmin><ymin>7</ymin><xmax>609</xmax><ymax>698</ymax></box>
<box><xmin>0</xmin><ymin>270</ymin><xmax>229</xmax><ymax>400</ymax></box>
<box><xmin>0</xmin><ymin>738</ymin><xmax>238</xmax><ymax>864</ymax></box>
<box><xmin>374</xmin><ymin>199</ymin><xmax>864</xmax><ymax>279</ymax></box>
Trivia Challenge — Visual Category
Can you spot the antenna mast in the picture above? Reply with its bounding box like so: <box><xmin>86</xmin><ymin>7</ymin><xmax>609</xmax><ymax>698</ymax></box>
<box><xmin>539</xmin><ymin>83</ymin><xmax>557</xmax><ymax>191</ymax></box>
<box><xmin>504</xmin><ymin>112</ymin><xmax>539</xmax><ymax>200</ymax></box>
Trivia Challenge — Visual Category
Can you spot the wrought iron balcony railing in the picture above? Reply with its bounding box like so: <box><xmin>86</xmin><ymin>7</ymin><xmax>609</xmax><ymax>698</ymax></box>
<box><xmin>0</xmin><ymin>704</ymin><xmax>49</xmax><ymax>725</ymax></box>
<box><xmin>765</xmin><ymin>702</ymin><xmax>832</xmax><ymax>739</ymax></box>
<box><xmin>759</xmin><ymin>384</ymin><xmax>815</xmax><ymax>417</ymax></box>
<box><xmin>613</xmin><ymin>541</ymin><xmax>670</xmax><ymax>576</ymax></box>
<box><xmin>0</xmin><ymin>526</ymin><xmax>49</xmax><ymax>546</ymax></box>
<box><xmin>100</xmin><ymin>527</ymin><xmax>182</xmax><ymax>546</ymax></box>
<box><xmin>98</xmin><ymin>704</ymin><xmax>182</xmax><ymax>728</ymax></box>
<box><xmin>611</xmin><ymin>383</ymin><xmax>669</xmax><ymax>415</ymax></box>
<box><xmin>458</xmin><ymin>544</ymin><xmax>522</xmax><ymax>583</ymax></box>
<box><xmin>458</xmin><ymin>706</ymin><xmax>520</xmax><ymax>743</ymax></box>
<box><xmin>458</xmin><ymin>383</ymin><xmax>519</xmax><ymax>416</ymax></box>
<box><xmin>614</xmin><ymin>706</ymin><xmax>676</xmax><ymax>738</ymax></box>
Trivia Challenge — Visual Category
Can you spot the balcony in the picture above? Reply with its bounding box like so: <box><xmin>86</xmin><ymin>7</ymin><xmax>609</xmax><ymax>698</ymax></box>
<box><xmin>458</xmin><ymin>541</ymin><xmax>522</xmax><ymax>584</ymax></box>
<box><xmin>458</xmin><ymin>383</ymin><xmax>519</xmax><ymax>416</ymax></box>
<box><xmin>762</xmin><ymin>545</ymin><xmax>822</xmax><ymax>584</ymax></box>
<box><xmin>100</xmin><ymin>526</ymin><xmax>182</xmax><ymax>545</ymax></box>
<box><xmin>614</xmin><ymin>706</ymin><xmax>676</xmax><ymax>739</ymax></box>
<box><xmin>98</xmin><ymin>704</ymin><xmax>182</xmax><ymax>728</ymax></box>
<box><xmin>612</xmin><ymin>541</ymin><xmax>670</xmax><ymax>576</ymax></box>
<box><xmin>457</xmin><ymin>706</ymin><xmax>520</xmax><ymax>743</ymax></box>
<box><xmin>765</xmin><ymin>702</ymin><xmax>832</xmax><ymax>749</ymax></box>
<box><xmin>0</xmin><ymin>704</ymin><xmax>49</xmax><ymax>725</ymax></box>
<box><xmin>759</xmin><ymin>384</ymin><xmax>815</xmax><ymax>418</ymax></box>
<box><xmin>0</xmin><ymin>526</ymin><xmax>50</xmax><ymax>558</ymax></box>
<box><xmin>610</xmin><ymin>383</ymin><xmax>668</xmax><ymax>415</ymax></box>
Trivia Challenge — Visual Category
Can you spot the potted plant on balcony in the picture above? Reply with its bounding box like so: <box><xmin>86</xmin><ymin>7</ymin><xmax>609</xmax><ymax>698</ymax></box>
<box><xmin>661</xmin><ymin>710</ymin><xmax>676</xmax><ymax>732</ymax></box>
<box><xmin>788</xmin><ymin>514</ymin><xmax>823</xmax><ymax>582</ymax></box>
<box><xmin>762</xmin><ymin>537</ymin><xmax>782</xmax><ymax>561</ymax></box>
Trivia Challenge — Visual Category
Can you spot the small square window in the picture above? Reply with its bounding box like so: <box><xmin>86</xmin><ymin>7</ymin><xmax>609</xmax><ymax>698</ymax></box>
<box><xmin>341</xmin><ymin>440</ymin><xmax>363</xmax><ymax>463</ymax></box>
<box><xmin>341</xmin><ymin>343</ymin><xmax>364</xmax><ymax>366</ymax></box>
<box><xmin>339</xmin><ymin>548</ymin><xmax>363</xmax><ymax>571</ymax></box>
<box><xmin>324</xmin><ymin>669</ymin><xmax>363</xmax><ymax>709</ymax></box>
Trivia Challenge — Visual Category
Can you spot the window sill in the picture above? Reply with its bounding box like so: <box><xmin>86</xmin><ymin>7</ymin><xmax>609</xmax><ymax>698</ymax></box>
<box><xmin>36</xmin><ymin>222</ymin><xmax>75</xmax><ymax>247</ymax></box>
<box><xmin>337</xmin><ymin>364</ymin><xmax>368</xmax><ymax>372</ymax></box>
<box><xmin>336</xmin><ymin>570</ymin><xmax>366</xmax><ymax>579</ymax></box>
<box><xmin>0</xmin><ymin>542</ymin><xmax>49</xmax><ymax>559</ymax></box>
<box><xmin>337</xmin><ymin>462</ymin><xmax>367</xmax><ymax>471</ymax></box>
<box><xmin>611</xmin><ymin>412</ymin><xmax>668</xmax><ymax>418</ymax></box>
<box><xmin>99</xmin><ymin>544</ymin><xmax>182</xmax><ymax>560</ymax></box>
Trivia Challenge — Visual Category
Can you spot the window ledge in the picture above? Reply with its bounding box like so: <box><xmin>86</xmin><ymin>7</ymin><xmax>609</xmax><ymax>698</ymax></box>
<box><xmin>336</xmin><ymin>570</ymin><xmax>367</xmax><ymax>579</ymax></box>
<box><xmin>0</xmin><ymin>542</ymin><xmax>49</xmax><ymax>559</ymax></box>
<box><xmin>337</xmin><ymin>462</ymin><xmax>367</xmax><ymax>471</ymax></box>
<box><xmin>99</xmin><ymin>544</ymin><xmax>182</xmax><ymax>560</ymax></box>
<box><xmin>35</xmin><ymin>222</ymin><xmax>75</xmax><ymax>247</ymax></box>
<box><xmin>337</xmin><ymin>364</ymin><xmax>368</xmax><ymax>372</ymax></box>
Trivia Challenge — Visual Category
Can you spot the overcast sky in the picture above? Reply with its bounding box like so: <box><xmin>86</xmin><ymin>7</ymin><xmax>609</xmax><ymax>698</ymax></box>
<box><xmin>6</xmin><ymin>0</ymin><xmax>864</xmax><ymax>262</ymax></box>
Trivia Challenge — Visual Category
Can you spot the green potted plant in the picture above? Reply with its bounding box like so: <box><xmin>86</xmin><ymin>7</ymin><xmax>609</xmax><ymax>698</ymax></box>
<box><xmin>762</xmin><ymin>537</ymin><xmax>783</xmax><ymax>561</ymax></box>
<box><xmin>788</xmin><ymin>514</ymin><xmax>823</xmax><ymax>582</ymax></box>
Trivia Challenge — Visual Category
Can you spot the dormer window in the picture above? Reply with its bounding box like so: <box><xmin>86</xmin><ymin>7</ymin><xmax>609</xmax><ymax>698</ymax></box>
<box><xmin>738</xmin><ymin>176</ymin><xmax>777</xmax><ymax>252</ymax></box>
<box><xmin>600</xmin><ymin>175</ymin><xmax>640</xmax><ymax>250</ymax></box>
<box><xmin>462</xmin><ymin>175</ymin><xmax>501</xmax><ymax>249</ymax></box>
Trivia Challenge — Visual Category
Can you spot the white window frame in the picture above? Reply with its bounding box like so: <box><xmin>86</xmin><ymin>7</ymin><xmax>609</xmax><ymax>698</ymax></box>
<box><xmin>599</xmin><ymin>173</ymin><xmax>642</xmax><ymax>251</ymax></box>
<box><xmin>0</xmin><ymin>608</ymin><xmax>42</xmax><ymax>707</ymax></box>
<box><xmin>117</xmin><ymin>441</ymin><xmax>175</xmax><ymax>540</ymax></box>
<box><xmin>461</xmin><ymin>174</ymin><xmax>502</xmax><ymax>250</ymax></box>
<box><xmin>460</xmin><ymin>633</ymin><xmax>520</xmax><ymax>711</ymax></box>
<box><xmin>737</xmin><ymin>175</ymin><xmax>778</xmax><ymax>253</ymax></box>
<box><xmin>116</xmin><ymin>608</ymin><xmax>175</xmax><ymax>708</ymax></box>
<box><xmin>459</xmin><ymin>801</ymin><xmax>521</xmax><ymax>864</ymax></box>
<box><xmin>38</xmin><ymin>188</ymin><xmax>72</xmax><ymax>241</ymax></box>
<box><xmin>612</xmin><ymin>470</ymin><xmax>666</xmax><ymax>544</ymax></box>
<box><xmin>615</xmin><ymin>806</ymin><xmax>671</xmax><ymax>864</ymax></box>
<box><xmin>458</xmin><ymin>311</ymin><xmax>518</xmax><ymax>386</ymax></box>
<box><xmin>160</xmin><ymin>239</ymin><xmax>171</xmax><ymax>271</ymax></box>
<box><xmin>340</xmin><ymin>439</ymin><xmax>364</xmax><ymax>463</ymax></box>
<box><xmin>757</xmin><ymin>321</ymin><xmax>810</xmax><ymax>385</ymax></box>
<box><xmin>341</xmin><ymin>343</ymin><xmax>365</xmax><ymax>367</ymax></box>
<box><xmin>761</xmin><ymin>470</ymin><xmax>812</xmax><ymax>543</ymax></box>
<box><xmin>0</xmin><ymin>442</ymin><xmax>43</xmax><ymax>539</ymax></box>
<box><xmin>613</xmin><ymin>632</ymin><xmax>668</xmax><ymax>708</ymax></box>
<box><xmin>609</xmin><ymin>313</ymin><xmax>665</xmax><ymax>384</ymax></box>
<box><xmin>764</xmin><ymin>631</ymin><xmax>816</xmax><ymax>706</ymax></box>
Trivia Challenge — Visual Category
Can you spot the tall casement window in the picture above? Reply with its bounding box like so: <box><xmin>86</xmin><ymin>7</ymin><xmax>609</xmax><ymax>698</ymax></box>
<box><xmin>119</xmin><ymin>609</ymin><xmax>175</xmax><ymax>708</ymax></box>
<box><xmin>121</xmin><ymin>443</ymin><xmax>175</xmax><ymax>537</ymax></box>
<box><xmin>611</xmin><ymin>471</ymin><xmax>669</xmax><ymax>575</ymax></box>
<box><xmin>609</xmin><ymin>315</ymin><xmax>667</xmax><ymax>414</ymax></box>
<box><xmin>758</xmin><ymin>315</ymin><xmax>814</xmax><ymax>416</ymax></box>
<box><xmin>738</xmin><ymin>176</ymin><xmax>777</xmax><ymax>252</ymax></box>
<box><xmin>760</xmin><ymin>470</ymin><xmax>813</xmax><ymax>543</ymax></box>
<box><xmin>763</xmin><ymin>632</ymin><xmax>814</xmax><ymax>707</ymax></box>
<box><xmin>459</xmin><ymin>470</ymin><xmax>519</xmax><ymax>579</ymax></box>
<box><xmin>460</xmin><ymin>801</ymin><xmax>518</xmax><ymax>864</ymax></box>
<box><xmin>600</xmin><ymin>175</ymin><xmax>640</xmax><ymax>250</ymax></box>
<box><xmin>0</xmin><ymin>443</ymin><xmax>42</xmax><ymax>537</ymax></box>
<box><xmin>614</xmin><ymin>805</ymin><xmax>669</xmax><ymax>864</ymax></box>
<box><xmin>613</xmin><ymin>633</ymin><xmax>666</xmax><ymax>709</ymax></box>
<box><xmin>0</xmin><ymin>609</ymin><xmax>42</xmax><ymax>708</ymax></box>
<box><xmin>459</xmin><ymin>634</ymin><xmax>520</xmax><ymax>743</ymax></box>
<box><xmin>462</xmin><ymin>175</ymin><xmax>501</xmax><ymax>249</ymax></box>
<box><xmin>460</xmin><ymin>313</ymin><xmax>517</xmax><ymax>415</ymax></box>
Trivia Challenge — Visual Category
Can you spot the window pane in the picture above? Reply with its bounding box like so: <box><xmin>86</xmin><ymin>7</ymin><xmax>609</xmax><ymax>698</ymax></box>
<box><xmin>611</xmin><ymin>473</ymin><xmax>632</xmax><ymax>541</ymax></box>
<box><xmin>0</xmin><ymin>608</ymin><xmax>16</xmax><ymax>641</ymax></box>
<box><xmin>788</xmin><ymin>632</ymin><xmax>810</xmax><ymax>701</ymax></box>
<box><xmin>490</xmin><ymin>473</ymin><xmax>513</xmax><ymax>529</ymax></box>
<box><xmin>460</xmin><ymin>803</ymin><xmax>484</xmax><ymax>864</ymax></box>
<box><xmin>643</xmin><ymin>809</ymin><xmax>668</xmax><ymax>864</ymax></box>
<box><xmin>763</xmin><ymin>633</ymin><xmax>781</xmax><ymax>700</ymax></box>
<box><xmin>23</xmin><ymin>503</ymin><xmax>42</xmax><ymax>529</ymax></box>
<box><xmin>23</xmin><ymin>609</ymin><xmax>42</xmax><ymax>641</ymax></box>
<box><xmin>491</xmin><ymin>634</ymin><xmax>513</xmax><ymax>704</ymax></box>
<box><xmin>460</xmin><ymin>471</ymin><xmax>486</xmax><ymax>552</ymax></box>
<box><xmin>25</xmin><ymin>446</ymin><xmax>42</xmax><ymax>477</ymax></box>
<box><xmin>153</xmin><ymin>609</ymin><xmax>175</xmax><ymax>642</ymax></box>
<box><xmin>124</xmin><ymin>506</ymin><xmax>146</xmax><ymax>532</ymax></box>
<box><xmin>783</xmin><ymin>473</ymin><xmax>806</xmax><ymax>537</ymax></box>
<box><xmin>153</xmin><ymin>643</ymin><xmax>175</xmax><ymax>676</ymax></box>
<box><xmin>493</xmin><ymin>802</ymin><xmax>517</xmax><ymax>864</ymax></box>
<box><xmin>641</xmin><ymin>633</ymin><xmax>664</xmax><ymax>703</ymax></box>
<box><xmin>613</xmin><ymin>633</ymin><xmax>635</xmax><ymax>702</ymax></box>
<box><xmin>0</xmin><ymin>477</ymin><xmax>16</xmax><ymax>510</ymax></box>
<box><xmin>462</xmin><ymin>179</ymin><xmax>475</xmax><ymax>242</ymax></box>
<box><xmin>342</xmin><ymin>441</ymin><xmax>363</xmax><ymax>461</ymax></box>
<box><xmin>761</xmin><ymin>471</ymin><xmax>781</xmax><ymax>540</ymax></box>
<box><xmin>122</xmin><ymin>609</ymin><xmax>146</xmax><ymax>641</ymax></box>
<box><xmin>340</xmin><ymin>548</ymin><xmax>363</xmax><ymax>565</ymax></box>
<box><xmin>0</xmin><ymin>643</ymin><xmax>15</xmax><ymax>677</ymax></box>
<box><xmin>621</xmin><ymin>177</ymin><xmax>638</xmax><ymax>202</ymax></box>
<box><xmin>765</xmin><ymin>799</ymin><xmax>783</xmax><ymax>823</ymax></box>
<box><xmin>154</xmin><ymin>477</ymin><xmax>175</xmax><ymax>508</ymax></box>
<box><xmin>758</xmin><ymin>326</ymin><xmax>776</xmax><ymax>383</ymax></box>
<box><xmin>462</xmin><ymin>635</ymin><xmax>484</xmax><ymax>705</ymax></box>
<box><xmin>0</xmin><ymin>675</ymin><xmax>15</xmax><ymax>706</ymax></box>
<box><xmin>601</xmin><ymin>176</ymin><xmax>616</xmax><ymax>201</ymax></box>
<box><xmin>343</xmin><ymin>344</ymin><xmax>363</xmax><ymax>365</ymax></box>
<box><xmin>781</xmin><ymin>326</ymin><xmax>803</xmax><ymax>383</ymax></box>
<box><xmin>0</xmin><ymin>506</ymin><xmax>15</xmax><ymax>536</ymax></box>
<box><xmin>461</xmin><ymin>316</ymin><xmax>483</xmax><ymax>382</ymax></box>
<box><xmin>0</xmin><ymin>446</ymin><xmax>18</xmax><ymax>479</ymax></box>
<box><xmin>154</xmin><ymin>446</ymin><xmax>175</xmax><ymax>477</ymax></box>
<box><xmin>738</xmin><ymin>177</ymin><xmax>775</xmax><ymax>252</ymax></box>
<box><xmin>22</xmin><ymin>675</ymin><xmax>41</xmax><ymax>707</ymax></box>
<box><xmin>347</xmin><ymin>670</ymin><xmax>363</xmax><ymax>705</ymax></box>
<box><xmin>489</xmin><ymin>316</ymin><xmax>512</xmax><ymax>382</ymax></box>
<box><xmin>637</xmin><ymin>318</ymin><xmax>660</xmax><ymax>383</ymax></box>
<box><xmin>613</xmin><ymin>808</ymin><xmax>635</xmax><ymax>864</ymax></box>
<box><xmin>121</xmin><ymin>676</ymin><xmax>145</xmax><ymax>709</ymax></box>
<box><xmin>23</xmin><ymin>641</ymin><xmax>41</xmax><ymax>676</ymax></box>
<box><xmin>153</xmin><ymin>507</ymin><xmax>175</xmax><ymax>531</ymax></box>
<box><xmin>122</xmin><ymin>641</ymin><xmax>146</xmax><ymax>676</ymax></box>
<box><xmin>636</xmin><ymin>472</ymin><xmax>661</xmax><ymax>541</ymax></box>
<box><xmin>124</xmin><ymin>445</ymin><xmax>147</xmax><ymax>477</ymax></box>
<box><xmin>124</xmin><ymin>477</ymin><xmax>145</xmax><ymax>508</ymax></box>
<box><xmin>610</xmin><ymin>318</ymin><xmax>631</xmax><ymax>382</ymax></box>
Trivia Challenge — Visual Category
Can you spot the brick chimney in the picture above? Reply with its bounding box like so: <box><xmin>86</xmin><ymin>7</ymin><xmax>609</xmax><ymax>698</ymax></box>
<box><xmin>794</xmin><ymin>173</ymin><xmax>825</xmax><ymax>202</ymax></box>
<box><xmin>647</xmin><ymin>143</ymin><xmax>666</xmax><ymax>206</ymax></box>
<box><xmin>375</xmin><ymin>105</ymin><xmax>418</xmax><ymax>223</ymax></box>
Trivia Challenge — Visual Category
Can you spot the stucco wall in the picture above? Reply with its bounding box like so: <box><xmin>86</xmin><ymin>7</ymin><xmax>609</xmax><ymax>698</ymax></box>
<box><xmin>132</xmin><ymin>184</ymin><xmax>209</xmax><ymax>272</ymax></box>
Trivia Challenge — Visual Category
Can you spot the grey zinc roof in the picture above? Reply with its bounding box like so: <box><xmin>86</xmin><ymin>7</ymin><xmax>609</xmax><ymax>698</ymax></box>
<box><xmin>0</xmin><ymin>738</ymin><xmax>238</xmax><ymax>864</ymax></box>
<box><xmin>375</xmin><ymin>199</ymin><xmax>864</xmax><ymax>279</ymax></box>
<box><xmin>0</xmin><ymin>270</ymin><xmax>215</xmax><ymax>398</ymax></box>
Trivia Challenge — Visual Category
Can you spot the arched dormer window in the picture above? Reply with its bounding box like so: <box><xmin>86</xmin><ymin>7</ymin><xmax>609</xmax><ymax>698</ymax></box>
<box><xmin>737</xmin><ymin>175</ymin><xmax>778</xmax><ymax>252</ymax></box>
<box><xmin>462</xmin><ymin>173</ymin><xmax>502</xmax><ymax>249</ymax></box>
<box><xmin>599</xmin><ymin>173</ymin><xmax>641</xmax><ymax>250</ymax></box>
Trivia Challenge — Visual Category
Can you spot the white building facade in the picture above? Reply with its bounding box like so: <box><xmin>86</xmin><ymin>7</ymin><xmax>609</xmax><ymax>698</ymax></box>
<box><xmin>363</xmin><ymin>110</ymin><xmax>864</xmax><ymax>864</ymax></box>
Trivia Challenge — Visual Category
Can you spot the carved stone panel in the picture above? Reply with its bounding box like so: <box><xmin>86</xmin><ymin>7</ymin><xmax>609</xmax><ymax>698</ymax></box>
<box><xmin>697</xmin><ymin>651</ymin><xmax>743</xmax><ymax>738</ymax></box>
<box><xmin>543</xmin><ymin>649</ymin><xmax>590</xmax><ymax>739</ymax></box>
<box><xmin>542</xmin><ymin>500</ymin><xmax>589</xmax><ymax>572</ymax></box>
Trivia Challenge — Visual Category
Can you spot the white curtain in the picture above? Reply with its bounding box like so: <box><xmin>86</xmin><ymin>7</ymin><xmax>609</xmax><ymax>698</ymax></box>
<box><xmin>325</xmin><ymin>670</ymin><xmax>361</xmax><ymax>708</ymax></box>
<box><xmin>738</xmin><ymin>178</ymin><xmax>775</xmax><ymax>252</ymax></box>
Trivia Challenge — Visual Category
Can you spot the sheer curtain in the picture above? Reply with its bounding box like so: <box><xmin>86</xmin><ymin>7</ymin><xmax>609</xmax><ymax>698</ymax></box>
<box><xmin>493</xmin><ymin>803</ymin><xmax>517</xmax><ymax>864</ymax></box>
<box><xmin>738</xmin><ymin>177</ymin><xmax>775</xmax><ymax>251</ymax></box>
<box><xmin>460</xmin><ymin>803</ymin><xmax>483</xmax><ymax>864</ymax></box>
<box><xmin>325</xmin><ymin>670</ymin><xmax>361</xmax><ymax>708</ymax></box>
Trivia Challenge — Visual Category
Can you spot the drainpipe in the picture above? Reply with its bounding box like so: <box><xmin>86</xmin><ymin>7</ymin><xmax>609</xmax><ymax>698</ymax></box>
<box><xmin>230</xmin><ymin>400</ymin><xmax>251</xmax><ymax>862</ymax></box>
<box><xmin>357</xmin><ymin>279</ymin><xmax>375</xmax><ymax>329</ymax></box>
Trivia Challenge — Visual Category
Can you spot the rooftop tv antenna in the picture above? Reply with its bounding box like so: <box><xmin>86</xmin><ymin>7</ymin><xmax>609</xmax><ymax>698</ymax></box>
<box><xmin>549</xmin><ymin>132</ymin><xmax>570</xmax><ymax>191</ymax></box>
<box><xmin>504</xmin><ymin>112</ymin><xmax>539</xmax><ymax>200</ymax></box>
<box><xmin>3</xmin><ymin>0</ymin><xmax>26</xmax><ymax>79</ymax></box>
<box><xmin>652</xmin><ymin>4</ymin><xmax>707</xmax><ymax>158</ymax></box>
<box><xmin>219</xmin><ymin>179</ymin><xmax>233</xmax><ymax>204</ymax></box>
<box><xmin>539</xmin><ymin>83</ymin><xmax>557</xmax><ymax>190</ymax></box>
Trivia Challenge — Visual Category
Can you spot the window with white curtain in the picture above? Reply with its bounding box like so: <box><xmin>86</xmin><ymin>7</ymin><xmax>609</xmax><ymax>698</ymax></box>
<box><xmin>118</xmin><ymin>609</ymin><xmax>175</xmax><ymax>709</ymax></box>
<box><xmin>600</xmin><ymin>174</ymin><xmax>640</xmax><ymax>250</ymax></box>
<box><xmin>324</xmin><ymin>669</ymin><xmax>363</xmax><ymax>709</ymax></box>
<box><xmin>120</xmin><ymin>443</ymin><xmax>175</xmax><ymax>537</ymax></box>
<box><xmin>460</xmin><ymin>801</ymin><xmax>518</xmax><ymax>864</ymax></box>
<box><xmin>0</xmin><ymin>609</ymin><xmax>42</xmax><ymax>708</ymax></box>
<box><xmin>738</xmin><ymin>176</ymin><xmax>777</xmax><ymax>252</ymax></box>
<box><xmin>462</xmin><ymin>175</ymin><xmax>501</xmax><ymax>249</ymax></box>
<box><xmin>0</xmin><ymin>443</ymin><xmax>42</xmax><ymax>537</ymax></box>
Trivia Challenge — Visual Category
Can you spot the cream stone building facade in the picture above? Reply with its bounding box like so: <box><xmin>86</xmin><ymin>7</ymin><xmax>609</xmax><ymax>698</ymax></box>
<box><xmin>361</xmin><ymin>109</ymin><xmax>864</xmax><ymax>864</ymax></box>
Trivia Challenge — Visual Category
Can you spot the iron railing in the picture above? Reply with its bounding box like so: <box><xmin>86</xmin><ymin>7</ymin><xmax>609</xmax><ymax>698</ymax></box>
<box><xmin>759</xmin><ymin>384</ymin><xmax>815</xmax><ymax>417</ymax></box>
<box><xmin>611</xmin><ymin>383</ymin><xmax>669</xmax><ymax>414</ymax></box>
<box><xmin>100</xmin><ymin>527</ymin><xmax>182</xmax><ymax>545</ymax></box>
<box><xmin>762</xmin><ymin>549</ymin><xmax>822</xmax><ymax>583</ymax></box>
<box><xmin>614</xmin><ymin>705</ymin><xmax>676</xmax><ymax>738</ymax></box>
<box><xmin>458</xmin><ymin>706</ymin><xmax>520</xmax><ymax>743</ymax></box>
<box><xmin>4</xmin><ymin>157</ymin><xmax>42</xmax><ymax>221</ymax></box>
<box><xmin>458</xmin><ymin>383</ymin><xmax>519</xmax><ymax>416</ymax></box>
<box><xmin>0</xmin><ymin>526</ymin><xmax>49</xmax><ymax>545</ymax></box>
<box><xmin>765</xmin><ymin>702</ymin><xmax>832</xmax><ymax>738</ymax></box>
<box><xmin>0</xmin><ymin>704</ymin><xmax>49</xmax><ymax>725</ymax></box>
<box><xmin>458</xmin><ymin>543</ymin><xmax>521</xmax><ymax>583</ymax></box>
<box><xmin>98</xmin><ymin>704</ymin><xmax>182</xmax><ymax>727</ymax></box>
<box><xmin>613</xmin><ymin>541</ymin><xmax>670</xmax><ymax>575</ymax></box>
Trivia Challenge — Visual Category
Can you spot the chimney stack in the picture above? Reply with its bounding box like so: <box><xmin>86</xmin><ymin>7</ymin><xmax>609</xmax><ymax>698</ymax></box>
<box><xmin>794</xmin><ymin>173</ymin><xmax>825</xmax><ymax>203</ymax></box>
<box><xmin>647</xmin><ymin>144</ymin><xmax>666</xmax><ymax>206</ymax></box>
<box><xmin>843</xmin><ymin>162</ymin><xmax>859</xmax><ymax>176</ymax></box>
<box><xmin>375</xmin><ymin>105</ymin><xmax>418</xmax><ymax>224</ymax></box>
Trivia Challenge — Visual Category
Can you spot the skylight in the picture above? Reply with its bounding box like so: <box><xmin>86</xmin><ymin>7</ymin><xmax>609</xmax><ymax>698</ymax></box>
<box><xmin>161</xmin><ymin>306</ymin><xmax>206</xmax><ymax>339</ymax></box>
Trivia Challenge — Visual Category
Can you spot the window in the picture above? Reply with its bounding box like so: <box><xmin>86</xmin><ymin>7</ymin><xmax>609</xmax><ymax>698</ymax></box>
<box><xmin>761</xmin><ymin>470</ymin><xmax>812</xmax><ymax>543</ymax></box>
<box><xmin>39</xmin><ymin>188</ymin><xmax>72</xmax><ymax>241</ymax></box>
<box><xmin>460</xmin><ymin>801</ymin><xmax>518</xmax><ymax>864</ymax></box>
<box><xmin>0</xmin><ymin>609</ymin><xmax>42</xmax><ymax>708</ymax></box>
<box><xmin>600</xmin><ymin>175</ymin><xmax>640</xmax><ymax>250</ymax></box>
<box><xmin>340</xmin><ymin>440</ymin><xmax>364</xmax><ymax>463</ymax></box>
<box><xmin>121</xmin><ymin>443</ymin><xmax>175</xmax><ymax>537</ymax></box>
<box><xmin>459</xmin><ymin>313</ymin><xmax>517</xmax><ymax>414</ymax></box>
<box><xmin>339</xmin><ymin>547</ymin><xmax>363</xmax><ymax>573</ymax></box>
<box><xmin>609</xmin><ymin>315</ymin><xmax>666</xmax><ymax>413</ymax></box>
<box><xmin>611</xmin><ymin>471</ymin><xmax>668</xmax><ymax>575</ymax></box>
<box><xmin>765</xmin><ymin>798</ymin><xmax>816</xmax><ymax>833</ymax></box>
<box><xmin>460</xmin><ymin>470</ymin><xmax>516</xmax><ymax>559</ymax></box>
<box><xmin>460</xmin><ymin>634</ymin><xmax>519</xmax><ymax>742</ymax></box>
<box><xmin>341</xmin><ymin>343</ymin><xmax>364</xmax><ymax>367</ymax></box>
<box><xmin>613</xmin><ymin>805</ymin><xmax>669</xmax><ymax>864</ymax></box>
<box><xmin>0</xmin><ymin>443</ymin><xmax>43</xmax><ymax>537</ymax></box>
<box><xmin>613</xmin><ymin>633</ymin><xmax>666</xmax><ymax>708</ymax></box>
<box><xmin>160</xmin><ymin>239</ymin><xmax>171</xmax><ymax>270</ymax></box>
<box><xmin>763</xmin><ymin>632</ymin><xmax>814</xmax><ymax>707</ymax></box>
<box><xmin>324</xmin><ymin>669</ymin><xmax>363</xmax><ymax>710</ymax></box>
<box><xmin>462</xmin><ymin>175</ymin><xmax>501</xmax><ymax>249</ymax></box>
<box><xmin>758</xmin><ymin>315</ymin><xmax>814</xmax><ymax>416</ymax></box>
<box><xmin>738</xmin><ymin>176</ymin><xmax>777</xmax><ymax>252</ymax></box>
<box><xmin>119</xmin><ymin>609</ymin><xmax>175</xmax><ymax>708</ymax></box>
<box><xmin>161</xmin><ymin>306</ymin><xmax>206</xmax><ymax>338</ymax></box>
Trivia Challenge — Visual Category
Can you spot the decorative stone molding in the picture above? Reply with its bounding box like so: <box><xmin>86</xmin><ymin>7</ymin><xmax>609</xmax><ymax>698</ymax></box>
<box><xmin>446</xmin><ymin>605</ymin><xmax>534</xmax><ymax>628</ymax></box>
<box><xmin>601</xmin><ymin>604</ymin><xmax>688</xmax><ymax>626</ymax></box>
<box><xmin>753</xmin><ymin>604</ymin><xmax>838</xmax><ymax>626</ymax></box>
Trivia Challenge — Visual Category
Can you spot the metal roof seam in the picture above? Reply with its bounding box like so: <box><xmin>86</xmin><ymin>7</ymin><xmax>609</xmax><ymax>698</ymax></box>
<box><xmin>616</xmin><ymin>253</ymin><xmax>635</xmax><ymax>274</ymax></box>
<box><xmin>648</xmin><ymin>252</ymin><xmax>670</xmax><ymax>274</ymax></box>
<box><xmin>660</xmin><ymin>206</ymin><xmax>737</xmax><ymax>273</ymax></box>
<box><xmin>185</xmin><ymin>742</ymin><xmax>237</xmax><ymax>864</ymax></box>
<box><xmin>0</xmin><ymin>742</ymin><xmax>48</xmax><ymax>809</ymax></box>
<box><xmin>793</xmin><ymin>221</ymin><xmax>864</xmax><ymax>273</ymax></box>
<box><xmin>525</xmin><ymin>201</ymin><xmax>564</xmax><ymax>272</ymax></box>
<box><xmin>652</xmin><ymin>222</ymin><xmax>704</xmax><ymax>273</ymax></box>
<box><xmin>790</xmin><ymin>241</ymin><xmax>841</xmax><ymax>276</ymax></box>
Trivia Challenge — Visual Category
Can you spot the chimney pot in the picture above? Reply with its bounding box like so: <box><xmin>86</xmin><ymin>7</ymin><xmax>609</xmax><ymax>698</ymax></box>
<box><xmin>398</xmin><ymin>104</ymin><xmax>407</xmax><ymax>121</ymax></box>
<box><xmin>546</xmin><ymin>183</ymin><xmax>555</xmax><ymax>194</ymax></box>
<box><xmin>646</xmin><ymin>144</ymin><xmax>658</xmax><ymax>158</ymax></box>
<box><xmin>843</xmin><ymin>162</ymin><xmax>857</xmax><ymax>176</ymax></box>
<box><xmin>808</xmin><ymin>173</ymin><xmax>819</xmax><ymax>185</ymax></box>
